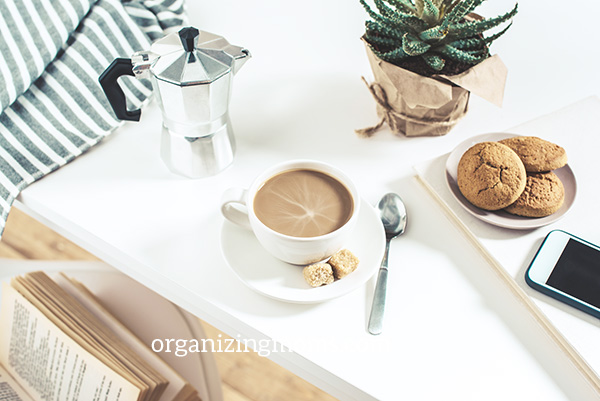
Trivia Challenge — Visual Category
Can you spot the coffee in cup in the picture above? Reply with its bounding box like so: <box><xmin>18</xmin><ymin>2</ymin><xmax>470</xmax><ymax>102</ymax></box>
<box><xmin>253</xmin><ymin>168</ymin><xmax>354</xmax><ymax>238</ymax></box>
<box><xmin>221</xmin><ymin>160</ymin><xmax>360</xmax><ymax>265</ymax></box>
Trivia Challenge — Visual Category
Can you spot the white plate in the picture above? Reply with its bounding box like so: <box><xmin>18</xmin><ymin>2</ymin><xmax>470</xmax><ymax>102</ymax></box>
<box><xmin>445</xmin><ymin>133</ymin><xmax>577</xmax><ymax>230</ymax></box>
<box><xmin>220</xmin><ymin>199</ymin><xmax>385</xmax><ymax>303</ymax></box>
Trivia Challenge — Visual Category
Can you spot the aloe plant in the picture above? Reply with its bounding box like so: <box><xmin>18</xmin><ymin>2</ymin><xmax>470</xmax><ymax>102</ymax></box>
<box><xmin>361</xmin><ymin>0</ymin><xmax>518</xmax><ymax>73</ymax></box>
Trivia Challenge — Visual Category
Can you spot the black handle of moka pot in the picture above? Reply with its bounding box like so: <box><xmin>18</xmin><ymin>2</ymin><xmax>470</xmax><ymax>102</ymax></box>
<box><xmin>99</xmin><ymin>58</ymin><xmax>141</xmax><ymax>122</ymax></box>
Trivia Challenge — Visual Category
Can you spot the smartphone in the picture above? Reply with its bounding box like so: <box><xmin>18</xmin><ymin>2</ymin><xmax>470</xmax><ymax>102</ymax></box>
<box><xmin>525</xmin><ymin>229</ymin><xmax>600</xmax><ymax>320</ymax></box>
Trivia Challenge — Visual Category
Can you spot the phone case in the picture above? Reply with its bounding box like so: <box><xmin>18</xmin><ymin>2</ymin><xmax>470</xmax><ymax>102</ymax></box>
<box><xmin>525</xmin><ymin>230</ymin><xmax>600</xmax><ymax>320</ymax></box>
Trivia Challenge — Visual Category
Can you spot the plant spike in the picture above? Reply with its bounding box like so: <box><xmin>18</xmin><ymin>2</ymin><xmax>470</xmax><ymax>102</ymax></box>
<box><xmin>386</xmin><ymin>0</ymin><xmax>418</xmax><ymax>15</ymax></box>
<box><xmin>482</xmin><ymin>21</ymin><xmax>513</xmax><ymax>45</ymax></box>
<box><xmin>449</xmin><ymin>21</ymin><xmax>514</xmax><ymax>50</ymax></box>
<box><xmin>447</xmin><ymin>36</ymin><xmax>483</xmax><ymax>50</ymax></box>
<box><xmin>402</xmin><ymin>33</ymin><xmax>432</xmax><ymax>56</ymax></box>
<box><xmin>446</xmin><ymin>0</ymin><xmax>463</xmax><ymax>14</ymax></box>
<box><xmin>444</xmin><ymin>0</ymin><xmax>485</xmax><ymax>23</ymax></box>
<box><xmin>374</xmin><ymin>0</ymin><xmax>405</xmax><ymax>20</ymax></box>
<box><xmin>450</xmin><ymin>3</ymin><xmax>518</xmax><ymax>37</ymax></box>
<box><xmin>361</xmin><ymin>0</ymin><xmax>428</xmax><ymax>33</ymax></box>
<box><xmin>419</xmin><ymin>19</ymin><xmax>449</xmax><ymax>41</ymax></box>
<box><xmin>439</xmin><ymin>44</ymin><xmax>487</xmax><ymax>63</ymax></box>
<box><xmin>365</xmin><ymin>31</ymin><xmax>402</xmax><ymax>49</ymax></box>
<box><xmin>421</xmin><ymin>0</ymin><xmax>440</xmax><ymax>25</ymax></box>
<box><xmin>361</xmin><ymin>0</ymin><xmax>517</xmax><ymax>74</ymax></box>
<box><xmin>366</xmin><ymin>20</ymin><xmax>405</xmax><ymax>40</ymax></box>
<box><xmin>423</xmin><ymin>53</ymin><xmax>445</xmax><ymax>70</ymax></box>
<box><xmin>372</xmin><ymin>46</ymin><xmax>411</xmax><ymax>63</ymax></box>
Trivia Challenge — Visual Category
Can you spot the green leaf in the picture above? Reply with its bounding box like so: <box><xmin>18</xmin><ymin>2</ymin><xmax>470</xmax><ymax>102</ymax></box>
<box><xmin>482</xmin><ymin>21</ymin><xmax>514</xmax><ymax>45</ymax></box>
<box><xmin>419</xmin><ymin>19</ymin><xmax>449</xmax><ymax>41</ymax></box>
<box><xmin>445</xmin><ymin>0</ymin><xmax>485</xmax><ymax>23</ymax></box>
<box><xmin>439</xmin><ymin>44</ymin><xmax>486</xmax><ymax>63</ymax></box>
<box><xmin>446</xmin><ymin>0</ymin><xmax>461</xmax><ymax>11</ymax></box>
<box><xmin>402</xmin><ymin>32</ymin><xmax>432</xmax><ymax>56</ymax></box>
<box><xmin>374</xmin><ymin>0</ymin><xmax>398</xmax><ymax>19</ymax></box>
<box><xmin>448</xmin><ymin>36</ymin><xmax>484</xmax><ymax>50</ymax></box>
<box><xmin>366</xmin><ymin>20</ymin><xmax>404</xmax><ymax>40</ymax></box>
<box><xmin>441</xmin><ymin>0</ymin><xmax>463</xmax><ymax>20</ymax></box>
<box><xmin>422</xmin><ymin>53</ymin><xmax>445</xmax><ymax>70</ymax></box>
<box><xmin>450</xmin><ymin>3</ymin><xmax>518</xmax><ymax>38</ymax></box>
<box><xmin>365</xmin><ymin>31</ymin><xmax>402</xmax><ymax>49</ymax></box>
<box><xmin>385</xmin><ymin>0</ymin><xmax>418</xmax><ymax>15</ymax></box>
<box><xmin>421</xmin><ymin>0</ymin><xmax>440</xmax><ymax>25</ymax></box>
<box><xmin>391</xmin><ymin>13</ymin><xmax>430</xmax><ymax>31</ymax></box>
<box><xmin>361</xmin><ymin>0</ymin><xmax>428</xmax><ymax>33</ymax></box>
<box><xmin>372</xmin><ymin>45</ymin><xmax>411</xmax><ymax>63</ymax></box>
<box><xmin>360</xmin><ymin>0</ymin><xmax>384</xmax><ymax>23</ymax></box>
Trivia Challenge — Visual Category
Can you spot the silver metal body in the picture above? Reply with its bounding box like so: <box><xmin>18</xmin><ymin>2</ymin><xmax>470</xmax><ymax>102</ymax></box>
<box><xmin>368</xmin><ymin>193</ymin><xmax>407</xmax><ymax>335</ymax></box>
<box><xmin>160</xmin><ymin>121</ymin><xmax>235</xmax><ymax>178</ymax></box>
<box><xmin>132</xmin><ymin>29</ymin><xmax>250</xmax><ymax>178</ymax></box>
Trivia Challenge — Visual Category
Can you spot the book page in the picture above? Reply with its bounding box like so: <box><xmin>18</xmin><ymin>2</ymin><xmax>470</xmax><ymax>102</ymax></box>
<box><xmin>0</xmin><ymin>363</ymin><xmax>33</xmax><ymax>401</ymax></box>
<box><xmin>0</xmin><ymin>283</ymin><xmax>141</xmax><ymax>401</ymax></box>
<box><xmin>12</xmin><ymin>273</ymin><xmax>160</xmax><ymax>401</ymax></box>
<box><xmin>53</xmin><ymin>273</ymin><xmax>197</xmax><ymax>401</ymax></box>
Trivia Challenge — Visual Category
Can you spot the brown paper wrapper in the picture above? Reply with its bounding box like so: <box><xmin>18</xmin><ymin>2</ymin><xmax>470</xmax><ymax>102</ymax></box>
<box><xmin>359</xmin><ymin>42</ymin><xmax>508</xmax><ymax>137</ymax></box>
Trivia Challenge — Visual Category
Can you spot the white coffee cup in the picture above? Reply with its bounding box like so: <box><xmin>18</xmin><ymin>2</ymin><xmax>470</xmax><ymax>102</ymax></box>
<box><xmin>220</xmin><ymin>160</ymin><xmax>360</xmax><ymax>265</ymax></box>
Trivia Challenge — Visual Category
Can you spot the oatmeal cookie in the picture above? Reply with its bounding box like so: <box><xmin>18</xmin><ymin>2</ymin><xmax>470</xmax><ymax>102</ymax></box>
<box><xmin>499</xmin><ymin>136</ymin><xmax>567</xmax><ymax>172</ymax></box>
<box><xmin>504</xmin><ymin>172</ymin><xmax>565</xmax><ymax>217</ymax></box>
<box><xmin>457</xmin><ymin>142</ymin><xmax>527</xmax><ymax>210</ymax></box>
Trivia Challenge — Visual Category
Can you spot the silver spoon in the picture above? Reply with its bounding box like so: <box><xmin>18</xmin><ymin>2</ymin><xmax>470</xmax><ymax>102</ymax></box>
<box><xmin>368</xmin><ymin>193</ymin><xmax>407</xmax><ymax>335</ymax></box>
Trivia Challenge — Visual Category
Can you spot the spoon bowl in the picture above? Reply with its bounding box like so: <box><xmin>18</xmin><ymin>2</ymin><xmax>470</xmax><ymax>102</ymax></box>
<box><xmin>378</xmin><ymin>193</ymin><xmax>407</xmax><ymax>240</ymax></box>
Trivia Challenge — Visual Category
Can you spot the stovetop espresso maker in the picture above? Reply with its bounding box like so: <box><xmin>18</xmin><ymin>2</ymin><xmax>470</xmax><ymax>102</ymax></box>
<box><xmin>100</xmin><ymin>27</ymin><xmax>250</xmax><ymax>178</ymax></box>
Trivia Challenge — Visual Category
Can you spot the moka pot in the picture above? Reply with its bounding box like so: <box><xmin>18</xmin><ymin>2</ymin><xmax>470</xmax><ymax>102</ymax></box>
<box><xmin>100</xmin><ymin>27</ymin><xmax>250</xmax><ymax>178</ymax></box>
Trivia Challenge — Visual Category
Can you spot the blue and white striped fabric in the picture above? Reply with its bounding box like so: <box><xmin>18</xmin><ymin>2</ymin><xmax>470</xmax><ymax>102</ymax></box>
<box><xmin>0</xmin><ymin>0</ymin><xmax>186</xmax><ymax>235</ymax></box>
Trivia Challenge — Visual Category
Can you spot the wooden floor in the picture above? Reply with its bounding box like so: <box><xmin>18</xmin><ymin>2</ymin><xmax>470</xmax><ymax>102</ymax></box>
<box><xmin>0</xmin><ymin>208</ymin><xmax>338</xmax><ymax>401</ymax></box>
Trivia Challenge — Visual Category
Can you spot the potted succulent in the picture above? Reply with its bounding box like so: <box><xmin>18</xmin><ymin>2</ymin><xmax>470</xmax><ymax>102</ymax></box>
<box><xmin>357</xmin><ymin>0</ymin><xmax>518</xmax><ymax>137</ymax></box>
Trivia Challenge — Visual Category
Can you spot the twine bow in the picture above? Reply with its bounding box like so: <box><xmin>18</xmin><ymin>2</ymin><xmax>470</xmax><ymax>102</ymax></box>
<box><xmin>355</xmin><ymin>76</ymin><xmax>467</xmax><ymax>137</ymax></box>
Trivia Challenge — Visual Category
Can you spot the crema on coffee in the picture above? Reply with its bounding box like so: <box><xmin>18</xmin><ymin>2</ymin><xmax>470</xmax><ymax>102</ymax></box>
<box><xmin>253</xmin><ymin>169</ymin><xmax>354</xmax><ymax>237</ymax></box>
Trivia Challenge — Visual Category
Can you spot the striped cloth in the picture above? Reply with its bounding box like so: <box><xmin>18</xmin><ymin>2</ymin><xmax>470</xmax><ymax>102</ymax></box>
<box><xmin>0</xmin><ymin>0</ymin><xmax>186</xmax><ymax>235</ymax></box>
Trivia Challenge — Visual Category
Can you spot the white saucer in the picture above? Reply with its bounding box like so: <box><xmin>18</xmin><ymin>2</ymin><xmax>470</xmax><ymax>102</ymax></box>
<box><xmin>220</xmin><ymin>199</ymin><xmax>385</xmax><ymax>304</ymax></box>
<box><xmin>446</xmin><ymin>133</ymin><xmax>577</xmax><ymax>230</ymax></box>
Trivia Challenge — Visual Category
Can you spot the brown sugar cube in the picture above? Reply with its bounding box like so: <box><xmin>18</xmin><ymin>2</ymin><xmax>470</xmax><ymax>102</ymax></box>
<box><xmin>303</xmin><ymin>263</ymin><xmax>334</xmax><ymax>287</ymax></box>
<box><xmin>329</xmin><ymin>249</ymin><xmax>359</xmax><ymax>279</ymax></box>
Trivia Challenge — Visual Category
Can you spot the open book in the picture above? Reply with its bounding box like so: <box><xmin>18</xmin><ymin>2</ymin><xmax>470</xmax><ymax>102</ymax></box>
<box><xmin>0</xmin><ymin>271</ymin><xmax>200</xmax><ymax>401</ymax></box>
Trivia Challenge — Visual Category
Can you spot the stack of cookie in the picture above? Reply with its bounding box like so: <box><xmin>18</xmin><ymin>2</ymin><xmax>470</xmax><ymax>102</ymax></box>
<box><xmin>457</xmin><ymin>136</ymin><xmax>567</xmax><ymax>217</ymax></box>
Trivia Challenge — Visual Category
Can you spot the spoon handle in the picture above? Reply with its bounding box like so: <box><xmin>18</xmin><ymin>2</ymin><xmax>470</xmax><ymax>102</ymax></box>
<box><xmin>368</xmin><ymin>239</ymin><xmax>390</xmax><ymax>335</ymax></box>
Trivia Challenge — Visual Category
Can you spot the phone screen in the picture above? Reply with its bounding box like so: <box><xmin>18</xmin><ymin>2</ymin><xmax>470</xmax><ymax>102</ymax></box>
<box><xmin>546</xmin><ymin>239</ymin><xmax>600</xmax><ymax>309</ymax></box>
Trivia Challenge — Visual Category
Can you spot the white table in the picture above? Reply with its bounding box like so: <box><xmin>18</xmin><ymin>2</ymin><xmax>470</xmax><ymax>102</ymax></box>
<box><xmin>13</xmin><ymin>1</ymin><xmax>600</xmax><ymax>400</ymax></box>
